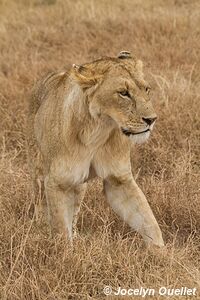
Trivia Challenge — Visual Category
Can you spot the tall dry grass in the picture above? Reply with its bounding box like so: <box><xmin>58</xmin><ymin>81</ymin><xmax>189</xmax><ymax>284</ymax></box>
<box><xmin>0</xmin><ymin>0</ymin><xmax>200</xmax><ymax>299</ymax></box>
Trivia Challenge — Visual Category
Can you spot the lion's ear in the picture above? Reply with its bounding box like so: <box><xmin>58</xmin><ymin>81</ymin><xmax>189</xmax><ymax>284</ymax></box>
<box><xmin>71</xmin><ymin>64</ymin><xmax>100</xmax><ymax>88</ymax></box>
<box><xmin>117</xmin><ymin>50</ymin><xmax>132</xmax><ymax>59</ymax></box>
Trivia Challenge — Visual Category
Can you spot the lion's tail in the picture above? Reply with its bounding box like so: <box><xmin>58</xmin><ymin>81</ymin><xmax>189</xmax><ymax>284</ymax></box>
<box><xmin>26</xmin><ymin>75</ymin><xmax>53</xmax><ymax>218</ymax></box>
<box><xmin>26</xmin><ymin>71</ymin><xmax>69</xmax><ymax>218</ymax></box>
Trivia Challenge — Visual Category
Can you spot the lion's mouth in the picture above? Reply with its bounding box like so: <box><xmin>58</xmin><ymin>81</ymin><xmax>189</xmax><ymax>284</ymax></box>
<box><xmin>121</xmin><ymin>128</ymin><xmax>150</xmax><ymax>136</ymax></box>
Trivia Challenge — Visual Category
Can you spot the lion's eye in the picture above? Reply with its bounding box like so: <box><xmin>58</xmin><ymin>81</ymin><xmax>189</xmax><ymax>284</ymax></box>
<box><xmin>119</xmin><ymin>90</ymin><xmax>131</xmax><ymax>98</ymax></box>
<box><xmin>145</xmin><ymin>87</ymin><xmax>151</xmax><ymax>95</ymax></box>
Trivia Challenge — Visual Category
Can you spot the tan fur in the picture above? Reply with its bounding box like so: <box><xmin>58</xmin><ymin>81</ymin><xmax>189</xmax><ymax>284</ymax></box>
<box><xmin>27</xmin><ymin>51</ymin><xmax>164</xmax><ymax>247</ymax></box>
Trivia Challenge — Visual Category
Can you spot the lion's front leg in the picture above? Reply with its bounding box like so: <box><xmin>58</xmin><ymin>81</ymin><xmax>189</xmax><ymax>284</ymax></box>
<box><xmin>44</xmin><ymin>175</ymin><xmax>84</xmax><ymax>241</ymax></box>
<box><xmin>104</xmin><ymin>174</ymin><xmax>164</xmax><ymax>247</ymax></box>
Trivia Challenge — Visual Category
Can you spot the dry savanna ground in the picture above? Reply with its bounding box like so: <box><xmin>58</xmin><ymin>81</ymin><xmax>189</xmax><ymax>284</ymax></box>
<box><xmin>0</xmin><ymin>0</ymin><xmax>200</xmax><ymax>299</ymax></box>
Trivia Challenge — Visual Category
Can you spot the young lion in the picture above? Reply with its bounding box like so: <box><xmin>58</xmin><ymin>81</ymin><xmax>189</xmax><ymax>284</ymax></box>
<box><xmin>27</xmin><ymin>51</ymin><xmax>164</xmax><ymax>247</ymax></box>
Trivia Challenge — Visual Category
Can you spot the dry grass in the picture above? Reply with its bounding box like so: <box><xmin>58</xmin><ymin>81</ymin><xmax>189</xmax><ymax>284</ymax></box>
<box><xmin>0</xmin><ymin>0</ymin><xmax>200</xmax><ymax>299</ymax></box>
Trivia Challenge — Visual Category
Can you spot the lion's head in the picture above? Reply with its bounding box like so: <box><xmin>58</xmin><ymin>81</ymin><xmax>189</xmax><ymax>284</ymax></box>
<box><xmin>72</xmin><ymin>51</ymin><xmax>157</xmax><ymax>144</ymax></box>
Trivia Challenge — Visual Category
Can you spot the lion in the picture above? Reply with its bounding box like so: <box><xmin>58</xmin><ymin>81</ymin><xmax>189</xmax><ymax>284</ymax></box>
<box><xmin>27</xmin><ymin>51</ymin><xmax>164</xmax><ymax>247</ymax></box>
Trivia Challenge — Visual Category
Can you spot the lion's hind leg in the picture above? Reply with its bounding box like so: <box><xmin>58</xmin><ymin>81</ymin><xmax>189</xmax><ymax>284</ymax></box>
<box><xmin>72</xmin><ymin>183</ymin><xmax>87</xmax><ymax>237</ymax></box>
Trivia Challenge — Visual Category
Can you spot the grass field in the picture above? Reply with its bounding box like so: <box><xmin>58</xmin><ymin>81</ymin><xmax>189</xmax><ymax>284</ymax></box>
<box><xmin>0</xmin><ymin>0</ymin><xmax>200</xmax><ymax>299</ymax></box>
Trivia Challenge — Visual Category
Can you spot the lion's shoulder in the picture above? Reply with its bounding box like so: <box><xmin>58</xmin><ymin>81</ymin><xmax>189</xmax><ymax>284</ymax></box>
<box><xmin>28</xmin><ymin>71</ymin><xmax>69</xmax><ymax>116</ymax></box>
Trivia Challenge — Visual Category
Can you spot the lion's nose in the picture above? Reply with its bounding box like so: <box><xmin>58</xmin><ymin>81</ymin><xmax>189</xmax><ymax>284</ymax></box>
<box><xmin>142</xmin><ymin>117</ymin><xmax>157</xmax><ymax>126</ymax></box>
